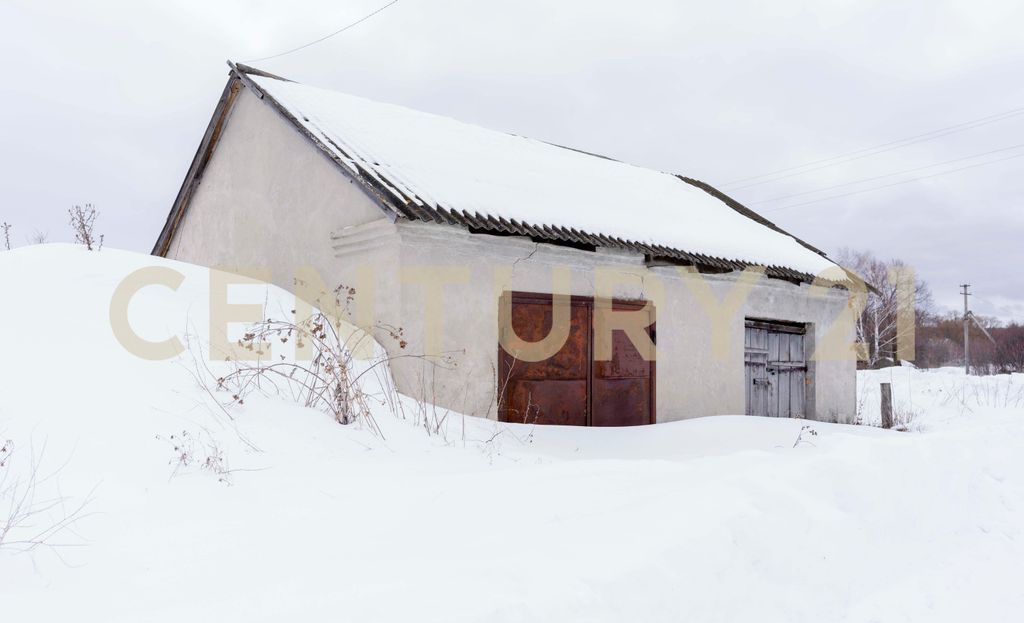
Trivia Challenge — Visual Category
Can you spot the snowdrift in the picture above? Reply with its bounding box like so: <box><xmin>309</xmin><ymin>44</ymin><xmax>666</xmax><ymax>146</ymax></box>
<box><xmin>1</xmin><ymin>245</ymin><xmax>1022</xmax><ymax>622</ymax></box>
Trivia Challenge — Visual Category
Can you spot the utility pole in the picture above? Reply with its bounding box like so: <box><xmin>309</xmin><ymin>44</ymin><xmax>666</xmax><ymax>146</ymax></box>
<box><xmin>960</xmin><ymin>284</ymin><xmax>971</xmax><ymax>375</ymax></box>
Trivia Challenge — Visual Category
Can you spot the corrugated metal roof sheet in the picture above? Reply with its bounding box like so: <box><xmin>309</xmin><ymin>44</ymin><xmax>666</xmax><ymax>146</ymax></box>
<box><xmin>159</xmin><ymin>63</ymin><xmax>852</xmax><ymax>287</ymax></box>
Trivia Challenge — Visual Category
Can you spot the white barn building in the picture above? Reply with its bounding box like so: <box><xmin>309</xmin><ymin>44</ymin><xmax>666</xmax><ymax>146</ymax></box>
<box><xmin>154</xmin><ymin>63</ymin><xmax>859</xmax><ymax>426</ymax></box>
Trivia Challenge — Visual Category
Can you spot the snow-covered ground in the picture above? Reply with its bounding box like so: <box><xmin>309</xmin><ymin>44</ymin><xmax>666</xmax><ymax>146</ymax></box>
<box><xmin>1</xmin><ymin>245</ymin><xmax>1021</xmax><ymax>622</ymax></box>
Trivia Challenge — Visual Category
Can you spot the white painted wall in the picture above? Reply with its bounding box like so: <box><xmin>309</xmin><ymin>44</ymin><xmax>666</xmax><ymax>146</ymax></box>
<box><xmin>166</xmin><ymin>83</ymin><xmax>857</xmax><ymax>425</ymax></box>
<box><xmin>166</xmin><ymin>87</ymin><xmax>387</xmax><ymax>291</ymax></box>
<box><xmin>368</xmin><ymin>222</ymin><xmax>856</xmax><ymax>423</ymax></box>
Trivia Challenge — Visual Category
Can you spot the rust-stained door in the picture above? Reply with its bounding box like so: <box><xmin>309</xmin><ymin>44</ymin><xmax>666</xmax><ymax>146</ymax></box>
<box><xmin>591</xmin><ymin>300</ymin><xmax>656</xmax><ymax>427</ymax></box>
<box><xmin>499</xmin><ymin>293</ymin><xmax>655</xmax><ymax>427</ymax></box>
<box><xmin>499</xmin><ymin>293</ymin><xmax>591</xmax><ymax>426</ymax></box>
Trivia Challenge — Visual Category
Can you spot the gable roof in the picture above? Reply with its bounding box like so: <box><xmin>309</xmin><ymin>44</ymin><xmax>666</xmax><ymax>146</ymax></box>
<box><xmin>155</xmin><ymin>62</ymin><xmax>850</xmax><ymax>286</ymax></box>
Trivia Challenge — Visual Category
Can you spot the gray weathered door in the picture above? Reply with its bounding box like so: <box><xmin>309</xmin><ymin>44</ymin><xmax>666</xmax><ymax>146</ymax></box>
<box><xmin>744</xmin><ymin>320</ymin><xmax>807</xmax><ymax>418</ymax></box>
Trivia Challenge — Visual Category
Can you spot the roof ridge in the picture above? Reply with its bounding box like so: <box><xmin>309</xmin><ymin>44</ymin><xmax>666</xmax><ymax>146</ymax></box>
<box><xmin>675</xmin><ymin>176</ymin><xmax>828</xmax><ymax>258</ymax></box>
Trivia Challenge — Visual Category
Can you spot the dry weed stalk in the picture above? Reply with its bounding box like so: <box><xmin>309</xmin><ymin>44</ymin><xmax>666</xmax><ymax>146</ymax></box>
<box><xmin>0</xmin><ymin>439</ymin><xmax>93</xmax><ymax>556</ymax></box>
<box><xmin>67</xmin><ymin>204</ymin><xmax>103</xmax><ymax>251</ymax></box>
<box><xmin>211</xmin><ymin>284</ymin><xmax>430</xmax><ymax>437</ymax></box>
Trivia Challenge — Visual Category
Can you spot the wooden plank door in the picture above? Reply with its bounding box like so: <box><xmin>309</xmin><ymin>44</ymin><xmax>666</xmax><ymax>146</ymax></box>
<box><xmin>769</xmin><ymin>331</ymin><xmax>806</xmax><ymax>418</ymax></box>
<box><xmin>745</xmin><ymin>320</ymin><xmax>807</xmax><ymax>418</ymax></box>
<box><xmin>744</xmin><ymin>327</ymin><xmax>770</xmax><ymax>416</ymax></box>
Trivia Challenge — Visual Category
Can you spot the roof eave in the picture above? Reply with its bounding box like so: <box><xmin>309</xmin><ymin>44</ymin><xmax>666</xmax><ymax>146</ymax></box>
<box><xmin>228</xmin><ymin>61</ymin><xmax>409</xmax><ymax>223</ymax></box>
<box><xmin>154</xmin><ymin>63</ymin><xmax>853</xmax><ymax>290</ymax></box>
<box><xmin>152</xmin><ymin>72</ymin><xmax>243</xmax><ymax>257</ymax></box>
<box><xmin>152</xmin><ymin>62</ymin><xmax>409</xmax><ymax>258</ymax></box>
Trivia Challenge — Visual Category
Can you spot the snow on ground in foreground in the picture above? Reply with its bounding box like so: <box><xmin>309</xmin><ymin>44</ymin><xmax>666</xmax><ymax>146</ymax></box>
<box><xmin>1</xmin><ymin>245</ymin><xmax>1022</xmax><ymax>622</ymax></box>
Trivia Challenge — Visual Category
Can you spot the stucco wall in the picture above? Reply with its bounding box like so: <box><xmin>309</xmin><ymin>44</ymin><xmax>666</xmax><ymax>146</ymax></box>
<box><xmin>372</xmin><ymin>222</ymin><xmax>856</xmax><ymax>423</ymax></box>
<box><xmin>166</xmin><ymin>86</ymin><xmax>387</xmax><ymax>293</ymax></box>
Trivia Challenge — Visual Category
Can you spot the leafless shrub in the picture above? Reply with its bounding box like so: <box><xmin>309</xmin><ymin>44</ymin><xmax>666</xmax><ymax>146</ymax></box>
<box><xmin>208</xmin><ymin>283</ymin><xmax>426</xmax><ymax>438</ymax></box>
<box><xmin>966</xmin><ymin>377</ymin><xmax>1024</xmax><ymax>409</ymax></box>
<box><xmin>939</xmin><ymin>380</ymin><xmax>974</xmax><ymax>416</ymax></box>
<box><xmin>1</xmin><ymin>439</ymin><xmax>93</xmax><ymax>556</ymax></box>
<box><xmin>938</xmin><ymin>376</ymin><xmax>1024</xmax><ymax>415</ymax></box>
<box><xmin>491</xmin><ymin>355</ymin><xmax>544</xmax><ymax>427</ymax></box>
<box><xmin>218</xmin><ymin>314</ymin><xmax>376</xmax><ymax>430</ymax></box>
<box><xmin>853</xmin><ymin>385</ymin><xmax>870</xmax><ymax>426</ymax></box>
<box><xmin>793</xmin><ymin>425</ymin><xmax>818</xmax><ymax>448</ymax></box>
<box><xmin>2</xmin><ymin>221</ymin><xmax>11</xmax><ymax>250</ymax></box>
<box><xmin>67</xmin><ymin>204</ymin><xmax>103</xmax><ymax>251</ymax></box>
<box><xmin>181</xmin><ymin>279</ymin><xmax>466</xmax><ymax>445</ymax></box>
<box><xmin>156</xmin><ymin>430</ymin><xmax>231</xmax><ymax>484</ymax></box>
<box><xmin>401</xmin><ymin>354</ymin><xmax>463</xmax><ymax>440</ymax></box>
<box><xmin>891</xmin><ymin>406</ymin><xmax>920</xmax><ymax>432</ymax></box>
<box><xmin>29</xmin><ymin>230</ymin><xmax>48</xmax><ymax>245</ymax></box>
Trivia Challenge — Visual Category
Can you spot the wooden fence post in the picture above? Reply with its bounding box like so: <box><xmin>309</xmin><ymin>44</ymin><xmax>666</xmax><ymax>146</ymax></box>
<box><xmin>880</xmin><ymin>382</ymin><xmax>893</xmax><ymax>429</ymax></box>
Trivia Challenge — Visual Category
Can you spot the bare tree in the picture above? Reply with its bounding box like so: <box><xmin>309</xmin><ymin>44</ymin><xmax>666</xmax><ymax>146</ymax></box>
<box><xmin>836</xmin><ymin>248</ymin><xmax>933</xmax><ymax>367</ymax></box>
<box><xmin>998</xmin><ymin>326</ymin><xmax>1024</xmax><ymax>373</ymax></box>
<box><xmin>2</xmin><ymin>222</ymin><xmax>11</xmax><ymax>251</ymax></box>
<box><xmin>29</xmin><ymin>230</ymin><xmax>48</xmax><ymax>245</ymax></box>
<box><xmin>915</xmin><ymin>313</ymin><xmax>1024</xmax><ymax>373</ymax></box>
<box><xmin>67</xmin><ymin>204</ymin><xmax>103</xmax><ymax>251</ymax></box>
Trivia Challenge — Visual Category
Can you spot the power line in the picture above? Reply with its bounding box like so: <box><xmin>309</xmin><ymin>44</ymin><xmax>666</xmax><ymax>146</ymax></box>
<box><xmin>721</xmin><ymin>105</ymin><xmax>1024</xmax><ymax>190</ymax></box>
<box><xmin>243</xmin><ymin>0</ymin><xmax>400</xmax><ymax>64</ymax></box>
<box><xmin>762</xmin><ymin>151</ymin><xmax>1024</xmax><ymax>213</ymax></box>
<box><xmin>748</xmin><ymin>142</ymin><xmax>1024</xmax><ymax>205</ymax></box>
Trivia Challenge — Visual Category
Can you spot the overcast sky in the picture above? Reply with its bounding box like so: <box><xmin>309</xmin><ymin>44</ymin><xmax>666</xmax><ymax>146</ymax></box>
<box><xmin>2</xmin><ymin>0</ymin><xmax>1022</xmax><ymax>321</ymax></box>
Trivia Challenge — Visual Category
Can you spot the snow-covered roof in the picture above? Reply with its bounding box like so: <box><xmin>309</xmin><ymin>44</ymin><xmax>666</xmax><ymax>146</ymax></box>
<box><xmin>162</xmin><ymin>64</ymin><xmax>848</xmax><ymax>283</ymax></box>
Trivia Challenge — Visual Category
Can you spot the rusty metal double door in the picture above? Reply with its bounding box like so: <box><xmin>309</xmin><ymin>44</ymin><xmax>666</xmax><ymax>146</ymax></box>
<box><xmin>499</xmin><ymin>292</ymin><xmax>655</xmax><ymax>427</ymax></box>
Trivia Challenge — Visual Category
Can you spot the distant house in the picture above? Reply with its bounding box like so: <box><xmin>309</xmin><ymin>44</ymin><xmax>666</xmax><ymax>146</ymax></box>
<box><xmin>154</xmin><ymin>62</ymin><xmax>857</xmax><ymax>425</ymax></box>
